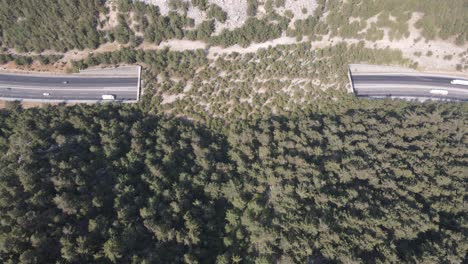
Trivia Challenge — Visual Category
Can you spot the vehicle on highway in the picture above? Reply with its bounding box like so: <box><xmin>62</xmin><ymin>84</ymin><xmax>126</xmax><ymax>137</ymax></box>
<box><xmin>430</xmin><ymin>89</ymin><xmax>449</xmax><ymax>95</ymax></box>
<box><xmin>0</xmin><ymin>69</ymin><xmax>139</xmax><ymax>102</ymax></box>
<box><xmin>101</xmin><ymin>94</ymin><xmax>116</xmax><ymax>100</ymax></box>
<box><xmin>348</xmin><ymin>66</ymin><xmax>468</xmax><ymax>101</ymax></box>
<box><xmin>450</xmin><ymin>79</ymin><xmax>468</xmax><ymax>85</ymax></box>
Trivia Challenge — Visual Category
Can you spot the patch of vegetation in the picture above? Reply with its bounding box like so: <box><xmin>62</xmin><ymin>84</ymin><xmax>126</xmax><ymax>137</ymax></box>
<box><xmin>207</xmin><ymin>4</ymin><xmax>228</xmax><ymax>23</ymax></box>
<box><xmin>186</xmin><ymin>20</ymin><xmax>216</xmax><ymax>41</ymax></box>
<box><xmin>114</xmin><ymin>14</ymin><xmax>136</xmax><ymax>45</ymax></box>
<box><xmin>168</xmin><ymin>0</ymin><xmax>190</xmax><ymax>12</ymax></box>
<box><xmin>210</xmin><ymin>15</ymin><xmax>289</xmax><ymax>47</ymax></box>
<box><xmin>131</xmin><ymin>7</ymin><xmax>193</xmax><ymax>44</ymax></box>
<box><xmin>284</xmin><ymin>9</ymin><xmax>294</xmax><ymax>19</ymax></box>
<box><xmin>265</xmin><ymin>0</ymin><xmax>274</xmax><ymax>13</ymax></box>
<box><xmin>0</xmin><ymin>53</ymin><xmax>63</xmax><ymax>66</ymax></box>
<box><xmin>288</xmin><ymin>16</ymin><xmax>319</xmax><ymax>39</ymax></box>
<box><xmin>0</xmin><ymin>0</ymin><xmax>106</xmax><ymax>52</ymax></box>
<box><xmin>191</xmin><ymin>0</ymin><xmax>208</xmax><ymax>11</ymax></box>
<box><xmin>118</xmin><ymin>0</ymin><xmax>213</xmax><ymax>45</ymax></box>
<box><xmin>316</xmin><ymin>0</ymin><xmax>467</xmax><ymax>44</ymax></box>
<box><xmin>72</xmin><ymin>48</ymin><xmax>207</xmax><ymax>79</ymax></box>
<box><xmin>275</xmin><ymin>0</ymin><xmax>286</xmax><ymax>8</ymax></box>
<box><xmin>247</xmin><ymin>0</ymin><xmax>259</xmax><ymax>17</ymax></box>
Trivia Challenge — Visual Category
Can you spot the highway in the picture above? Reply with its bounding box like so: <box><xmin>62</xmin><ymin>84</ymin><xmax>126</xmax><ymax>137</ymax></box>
<box><xmin>350</xmin><ymin>73</ymin><xmax>468</xmax><ymax>101</ymax></box>
<box><xmin>0</xmin><ymin>69</ymin><xmax>140</xmax><ymax>102</ymax></box>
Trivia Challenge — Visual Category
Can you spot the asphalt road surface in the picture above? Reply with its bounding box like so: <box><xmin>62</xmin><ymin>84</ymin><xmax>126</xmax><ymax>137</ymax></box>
<box><xmin>350</xmin><ymin>74</ymin><xmax>468</xmax><ymax>101</ymax></box>
<box><xmin>0</xmin><ymin>72</ymin><xmax>139</xmax><ymax>101</ymax></box>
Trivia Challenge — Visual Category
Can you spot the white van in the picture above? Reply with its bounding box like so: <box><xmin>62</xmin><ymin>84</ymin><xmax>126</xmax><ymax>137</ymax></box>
<box><xmin>101</xmin><ymin>94</ymin><xmax>115</xmax><ymax>100</ymax></box>
<box><xmin>429</xmin><ymin>90</ymin><xmax>448</xmax><ymax>95</ymax></box>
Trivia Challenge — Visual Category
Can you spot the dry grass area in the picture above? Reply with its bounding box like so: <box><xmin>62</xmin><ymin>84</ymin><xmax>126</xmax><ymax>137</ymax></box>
<box><xmin>0</xmin><ymin>61</ymin><xmax>68</xmax><ymax>73</ymax></box>
<box><xmin>0</xmin><ymin>100</ymin><xmax>100</xmax><ymax>109</ymax></box>
<box><xmin>0</xmin><ymin>100</ymin><xmax>61</xmax><ymax>109</ymax></box>
<box><xmin>1</xmin><ymin>42</ymin><xmax>123</xmax><ymax>73</ymax></box>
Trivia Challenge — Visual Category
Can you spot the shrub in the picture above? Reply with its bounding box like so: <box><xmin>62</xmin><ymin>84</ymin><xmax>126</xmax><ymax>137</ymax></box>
<box><xmin>247</xmin><ymin>0</ymin><xmax>258</xmax><ymax>16</ymax></box>
<box><xmin>207</xmin><ymin>4</ymin><xmax>228</xmax><ymax>23</ymax></box>
<box><xmin>191</xmin><ymin>0</ymin><xmax>208</xmax><ymax>10</ymax></box>
<box><xmin>275</xmin><ymin>0</ymin><xmax>286</xmax><ymax>8</ymax></box>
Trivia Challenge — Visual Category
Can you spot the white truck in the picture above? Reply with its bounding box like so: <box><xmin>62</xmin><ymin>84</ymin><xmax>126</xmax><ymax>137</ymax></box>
<box><xmin>451</xmin><ymin>79</ymin><xmax>468</xmax><ymax>85</ymax></box>
<box><xmin>101</xmin><ymin>94</ymin><xmax>116</xmax><ymax>100</ymax></box>
<box><xmin>429</xmin><ymin>89</ymin><xmax>448</xmax><ymax>95</ymax></box>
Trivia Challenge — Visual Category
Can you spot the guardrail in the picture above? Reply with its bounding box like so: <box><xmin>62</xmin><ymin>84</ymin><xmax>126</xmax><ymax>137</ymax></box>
<box><xmin>137</xmin><ymin>65</ymin><xmax>142</xmax><ymax>101</ymax></box>
<box><xmin>347</xmin><ymin>67</ymin><xmax>354</xmax><ymax>94</ymax></box>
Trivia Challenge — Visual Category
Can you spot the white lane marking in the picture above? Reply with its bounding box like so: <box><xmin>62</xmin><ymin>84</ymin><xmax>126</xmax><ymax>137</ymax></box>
<box><xmin>0</xmin><ymin>85</ymin><xmax>137</xmax><ymax>91</ymax></box>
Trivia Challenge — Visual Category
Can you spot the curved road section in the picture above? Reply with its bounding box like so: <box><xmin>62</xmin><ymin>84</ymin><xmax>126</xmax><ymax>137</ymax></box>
<box><xmin>349</xmin><ymin>67</ymin><xmax>468</xmax><ymax>101</ymax></box>
<box><xmin>0</xmin><ymin>66</ymin><xmax>140</xmax><ymax>102</ymax></box>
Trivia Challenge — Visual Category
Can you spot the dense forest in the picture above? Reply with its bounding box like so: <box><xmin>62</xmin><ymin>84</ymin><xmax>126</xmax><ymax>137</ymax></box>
<box><xmin>0</xmin><ymin>100</ymin><xmax>466</xmax><ymax>263</ymax></box>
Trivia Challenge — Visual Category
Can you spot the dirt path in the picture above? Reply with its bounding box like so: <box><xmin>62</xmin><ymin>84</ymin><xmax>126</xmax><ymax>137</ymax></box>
<box><xmin>207</xmin><ymin>36</ymin><xmax>298</xmax><ymax>58</ymax></box>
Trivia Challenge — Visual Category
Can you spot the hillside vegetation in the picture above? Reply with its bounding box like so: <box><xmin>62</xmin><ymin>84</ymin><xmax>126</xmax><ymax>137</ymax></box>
<box><xmin>321</xmin><ymin>0</ymin><xmax>468</xmax><ymax>44</ymax></box>
<box><xmin>0</xmin><ymin>0</ymin><xmax>466</xmax><ymax>53</ymax></box>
